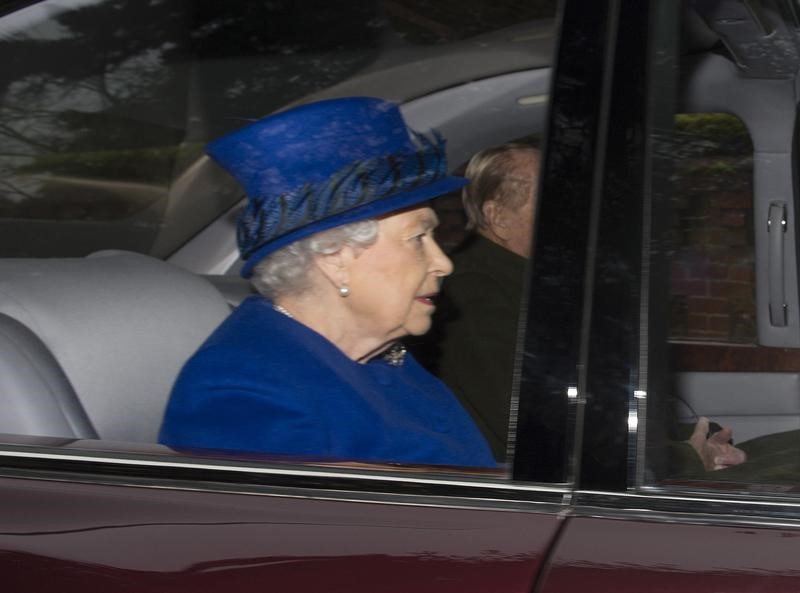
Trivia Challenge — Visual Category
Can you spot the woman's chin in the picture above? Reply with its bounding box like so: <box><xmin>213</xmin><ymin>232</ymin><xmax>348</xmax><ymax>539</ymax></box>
<box><xmin>404</xmin><ymin>318</ymin><xmax>433</xmax><ymax>337</ymax></box>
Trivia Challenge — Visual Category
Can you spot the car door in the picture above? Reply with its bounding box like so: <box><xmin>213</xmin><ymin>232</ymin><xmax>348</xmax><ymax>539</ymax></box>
<box><xmin>531</xmin><ymin>1</ymin><xmax>800</xmax><ymax>591</ymax></box>
<box><xmin>1</xmin><ymin>467</ymin><xmax>564</xmax><ymax>593</ymax></box>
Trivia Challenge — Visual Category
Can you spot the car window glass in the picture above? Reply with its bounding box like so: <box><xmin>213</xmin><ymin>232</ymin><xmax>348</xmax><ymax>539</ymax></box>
<box><xmin>0</xmin><ymin>0</ymin><xmax>564</xmax><ymax>486</ymax></box>
<box><xmin>636</xmin><ymin>20</ymin><xmax>800</xmax><ymax>494</ymax></box>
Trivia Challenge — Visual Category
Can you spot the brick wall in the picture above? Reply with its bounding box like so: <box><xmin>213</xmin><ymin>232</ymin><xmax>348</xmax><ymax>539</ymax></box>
<box><xmin>668</xmin><ymin>120</ymin><xmax>755</xmax><ymax>343</ymax></box>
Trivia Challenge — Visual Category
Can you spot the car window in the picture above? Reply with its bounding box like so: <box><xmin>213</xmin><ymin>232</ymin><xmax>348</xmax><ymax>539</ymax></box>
<box><xmin>0</xmin><ymin>0</ymin><xmax>567</xmax><ymax>493</ymax></box>
<box><xmin>627</xmin><ymin>9</ymin><xmax>800</xmax><ymax>495</ymax></box>
<box><xmin>519</xmin><ymin>0</ymin><xmax>800</xmax><ymax>499</ymax></box>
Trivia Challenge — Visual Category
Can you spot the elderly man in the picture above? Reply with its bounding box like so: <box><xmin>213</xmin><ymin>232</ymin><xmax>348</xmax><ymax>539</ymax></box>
<box><xmin>419</xmin><ymin>143</ymin><xmax>540</xmax><ymax>462</ymax></box>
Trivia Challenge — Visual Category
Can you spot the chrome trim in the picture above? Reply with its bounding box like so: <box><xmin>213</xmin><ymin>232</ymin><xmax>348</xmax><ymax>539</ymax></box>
<box><xmin>0</xmin><ymin>446</ymin><xmax>572</xmax><ymax>509</ymax></box>
<box><xmin>571</xmin><ymin>489</ymin><xmax>800</xmax><ymax>527</ymax></box>
<box><xmin>4</xmin><ymin>448</ymin><xmax>800</xmax><ymax>527</ymax></box>
<box><xmin>0</xmin><ymin>464</ymin><xmax>571</xmax><ymax>514</ymax></box>
<box><xmin>572</xmin><ymin>503</ymin><xmax>800</xmax><ymax>529</ymax></box>
<box><xmin>0</xmin><ymin>447</ymin><xmax>565</xmax><ymax>492</ymax></box>
<box><xmin>580</xmin><ymin>487</ymin><xmax>800</xmax><ymax>508</ymax></box>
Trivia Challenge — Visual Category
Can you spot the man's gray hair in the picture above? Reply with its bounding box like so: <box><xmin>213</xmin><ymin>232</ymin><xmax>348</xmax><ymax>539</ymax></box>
<box><xmin>462</xmin><ymin>143</ymin><xmax>540</xmax><ymax>230</ymax></box>
<box><xmin>251</xmin><ymin>219</ymin><xmax>379</xmax><ymax>299</ymax></box>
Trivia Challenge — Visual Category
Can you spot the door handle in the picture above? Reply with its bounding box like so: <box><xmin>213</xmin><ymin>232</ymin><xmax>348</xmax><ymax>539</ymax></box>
<box><xmin>768</xmin><ymin>202</ymin><xmax>787</xmax><ymax>327</ymax></box>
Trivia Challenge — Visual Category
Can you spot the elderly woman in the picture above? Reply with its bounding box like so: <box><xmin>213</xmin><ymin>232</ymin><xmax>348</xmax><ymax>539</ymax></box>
<box><xmin>159</xmin><ymin>97</ymin><xmax>495</xmax><ymax>467</ymax></box>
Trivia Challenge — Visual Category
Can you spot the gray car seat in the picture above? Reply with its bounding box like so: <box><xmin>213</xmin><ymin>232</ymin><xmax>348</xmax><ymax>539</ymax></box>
<box><xmin>0</xmin><ymin>251</ymin><xmax>232</xmax><ymax>443</ymax></box>
<box><xmin>0</xmin><ymin>313</ymin><xmax>97</xmax><ymax>439</ymax></box>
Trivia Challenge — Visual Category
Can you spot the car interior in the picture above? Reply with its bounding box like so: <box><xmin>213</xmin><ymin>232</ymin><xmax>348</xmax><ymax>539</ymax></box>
<box><xmin>0</xmin><ymin>251</ymin><xmax>231</xmax><ymax>441</ymax></box>
<box><xmin>668</xmin><ymin>1</ymin><xmax>800</xmax><ymax>444</ymax></box>
<box><xmin>0</xmin><ymin>5</ymin><xmax>554</xmax><ymax>453</ymax></box>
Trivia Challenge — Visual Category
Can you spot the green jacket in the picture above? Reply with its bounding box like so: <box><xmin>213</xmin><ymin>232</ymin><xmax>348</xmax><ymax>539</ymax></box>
<box><xmin>667</xmin><ymin>427</ymin><xmax>800</xmax><ymax>484</ymax></box>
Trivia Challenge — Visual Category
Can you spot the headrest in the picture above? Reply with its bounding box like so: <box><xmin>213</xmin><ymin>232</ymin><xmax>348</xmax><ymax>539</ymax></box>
<box><xmin>0</xmin><ymin>252</ymin><xmax>231</xmax><ymax>442</ymax></box>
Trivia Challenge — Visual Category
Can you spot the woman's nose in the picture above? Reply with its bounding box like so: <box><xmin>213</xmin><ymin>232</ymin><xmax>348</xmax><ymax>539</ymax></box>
<box><xmin>430</xmin><ymin>240</ymin><xmax>453</xmax><ymax>277</ymax></box>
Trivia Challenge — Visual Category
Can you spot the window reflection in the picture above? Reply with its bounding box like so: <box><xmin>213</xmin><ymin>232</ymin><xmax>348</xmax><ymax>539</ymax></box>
<box><xmin>648</xmin><ymin>117</ymin><xmax>800</xmax><ymax>488</ymax></box>
<box><xmin>668</xmin><ymin>114</ymin><xmax>755</xmax><ymax>344</ymax></box>
<box><xmin>0</xmin><ymin>0</ymin><xmax>556</xmax><ymax>260</ymax></box>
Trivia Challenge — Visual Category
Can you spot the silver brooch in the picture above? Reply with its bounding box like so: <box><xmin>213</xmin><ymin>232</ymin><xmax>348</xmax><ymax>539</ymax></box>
<box><xmin>382</xmin><ymin>342</ymin><xmax>407</xmax><ymax>367</ymax></box>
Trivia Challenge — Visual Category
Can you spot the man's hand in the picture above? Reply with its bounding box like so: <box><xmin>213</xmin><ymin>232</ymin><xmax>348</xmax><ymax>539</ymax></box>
<box><xmin>687</xmin><ymin>417</ymin><xmax>747</xmax><ymax>471</ymax></box>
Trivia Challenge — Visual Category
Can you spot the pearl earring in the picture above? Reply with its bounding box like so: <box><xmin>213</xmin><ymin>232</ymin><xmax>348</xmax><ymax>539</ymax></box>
<box><xmin>338</xmin><ymin>285</ymin><xmax>350</xmax><ymax>297</ymax></box>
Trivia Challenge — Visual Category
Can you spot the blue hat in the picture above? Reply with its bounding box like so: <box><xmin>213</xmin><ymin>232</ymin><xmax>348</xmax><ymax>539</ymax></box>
<box><xmin>206</xmin><ymin>96</ymin><xmax>467</xmax><ymax>278</ymax></box>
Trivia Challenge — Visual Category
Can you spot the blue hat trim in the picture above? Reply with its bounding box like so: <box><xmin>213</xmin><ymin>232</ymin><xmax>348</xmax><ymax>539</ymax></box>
<box><xmin>238</xmin><ymin>129</ymin><xmax>464</xmax><ymax>277</ymax></box>
<box><xmin>240</xmin><ymin>174</ymin><xmax>466</xmax><ymax>277</ymax></box>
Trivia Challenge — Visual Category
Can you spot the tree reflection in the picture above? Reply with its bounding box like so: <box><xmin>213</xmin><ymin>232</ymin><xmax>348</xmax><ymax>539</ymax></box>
<box><xmin>0</xmin><ymin>0</ymin><xmax>383</xmax><ymax>255</ymax></box>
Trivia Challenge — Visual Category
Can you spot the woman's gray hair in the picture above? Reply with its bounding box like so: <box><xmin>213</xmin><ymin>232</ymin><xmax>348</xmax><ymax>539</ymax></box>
<box><xmin>462</xmin><ymin>143</ymin><xmax>540</xmax><ymax>231</ymax></box>
<box><xmin>251</xmin><ymin>219</ymin><xmax>379</xmax><ymax>299</ymax></box>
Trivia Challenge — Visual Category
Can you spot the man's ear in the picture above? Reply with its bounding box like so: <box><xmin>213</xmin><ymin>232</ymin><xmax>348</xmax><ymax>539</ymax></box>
<box><xmin>482</xmin><ymin>199</ymin><xmax>510</xmax><ymax>238</ymax></box>
<box><xmin>313</xmin><ymin>247</ymin><xmax>355</xmax><ymax>290</ymax></box>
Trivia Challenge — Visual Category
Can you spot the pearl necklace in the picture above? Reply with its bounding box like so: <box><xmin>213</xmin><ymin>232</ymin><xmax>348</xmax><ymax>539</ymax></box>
<box><xmin>272</xmin><ymin>304</ymin><xmax>294</xmax><ymax>319</ymax></box>
<box><xmin>272</xmin><ymin>303</ymin><xmax>405</xmax><ymax>366</ymax></box>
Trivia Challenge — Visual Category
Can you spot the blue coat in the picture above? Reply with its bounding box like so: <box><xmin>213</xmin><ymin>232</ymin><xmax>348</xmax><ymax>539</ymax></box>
<box><xmin>159</xmin><ymin>296</ymin><xmax>496</xmax><ymax>468</ymax></box>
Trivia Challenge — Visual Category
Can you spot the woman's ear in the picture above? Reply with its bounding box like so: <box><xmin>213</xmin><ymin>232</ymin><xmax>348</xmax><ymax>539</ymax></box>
<box><xmin>313</xmin><ymin>247</ymin><xmax>355</xmax><ymax>291</ymax></box>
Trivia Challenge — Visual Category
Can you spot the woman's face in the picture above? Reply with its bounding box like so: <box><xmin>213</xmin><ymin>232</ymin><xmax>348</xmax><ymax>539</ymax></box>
<box><xmin>345</xmin><ymin>205</ymin><xmax>453</xmax><ymax>344</ymax></box>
